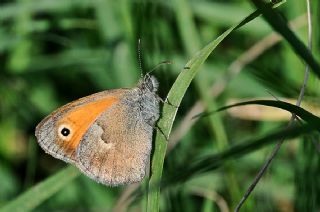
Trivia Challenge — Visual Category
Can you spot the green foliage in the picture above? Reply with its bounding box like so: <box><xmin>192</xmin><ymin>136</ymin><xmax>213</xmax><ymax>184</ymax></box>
<box><xmin>0</xmin><ymin>166</ymin><xmax>79</xmax><ymax>212</ymax></box>
<box><xmin>0</xmin><ymin>0</ymin><xmax>319</xmax><ymax>211</ymax></box>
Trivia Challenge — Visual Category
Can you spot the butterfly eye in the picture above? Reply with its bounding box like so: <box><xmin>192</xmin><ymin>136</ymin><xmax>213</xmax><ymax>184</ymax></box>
<box><xmin>61</xmin><ymin>127</ymin><xmax>70</xmax><ymax>137</ymax></box>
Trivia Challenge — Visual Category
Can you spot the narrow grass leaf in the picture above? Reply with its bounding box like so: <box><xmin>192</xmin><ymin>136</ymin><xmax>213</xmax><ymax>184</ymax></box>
<box><xmin>0</xmin><ymin>166</ymin><xmax>80</xmax><ymax>212</ymax></box>
<box><xmin>146</xmin><ymin>2</ymin><xmax>285</xmax><ymax>210</ymax></box>
<box><xmin>250</xmin><ymin>0</ymin><xmax>320</xmax><ymax>77</ymax></box>
<box><xmin>163</xmin><ymin>123</ymin><xmax>316</xmax><ymax>186</ymax></box>
<box><xmin>196</xmin><ymin>99</ymin><xmax>320</xmax><ymax>125</ymax></box>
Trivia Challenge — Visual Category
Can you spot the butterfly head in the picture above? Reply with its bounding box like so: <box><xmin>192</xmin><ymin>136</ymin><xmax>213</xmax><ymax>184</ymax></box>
<box><xmin>138</xmin><ymin>74</ymin><xmax>159</xmax><ymax>93</ymax></box>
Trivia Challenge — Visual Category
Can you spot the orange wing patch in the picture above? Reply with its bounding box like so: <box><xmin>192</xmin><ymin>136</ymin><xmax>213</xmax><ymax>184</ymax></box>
<box><xmin>57</xmin><ymin>96</ymin><xmax>118</xmax><ymax>150</ymax></box>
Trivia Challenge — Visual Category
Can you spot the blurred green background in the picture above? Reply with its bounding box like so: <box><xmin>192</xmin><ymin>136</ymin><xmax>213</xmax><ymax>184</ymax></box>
<box><xmin>0</xmin><ymin>0</ymin><xmax>319</xmax><ymax>211</ymax></box>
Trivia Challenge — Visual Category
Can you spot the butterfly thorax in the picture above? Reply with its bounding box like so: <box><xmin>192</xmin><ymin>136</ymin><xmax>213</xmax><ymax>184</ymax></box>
<box><xmin>134</xmin><ymin>74</ymin><xmax>160</xmax><ymax>126</ymax></box>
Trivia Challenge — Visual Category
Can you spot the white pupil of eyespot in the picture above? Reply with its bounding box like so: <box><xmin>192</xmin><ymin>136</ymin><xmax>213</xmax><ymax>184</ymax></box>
<box><xmin>61</xmin><ymin>128</ymin><xmax>70</xmax><ymax>136</ymax></box>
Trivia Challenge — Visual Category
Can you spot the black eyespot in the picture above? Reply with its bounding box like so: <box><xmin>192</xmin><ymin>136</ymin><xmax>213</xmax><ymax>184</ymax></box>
<box><xmin>61</xmin><ymin>127</ymin><xmax>70</xmax><ymax>136</ymax></box>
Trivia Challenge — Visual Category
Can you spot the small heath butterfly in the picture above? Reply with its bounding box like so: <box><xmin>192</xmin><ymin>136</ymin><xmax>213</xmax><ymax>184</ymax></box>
<box><xmin>35</xmin><ymin>74</ymin><xmax>160</xmax><ymax>186</ymax></box>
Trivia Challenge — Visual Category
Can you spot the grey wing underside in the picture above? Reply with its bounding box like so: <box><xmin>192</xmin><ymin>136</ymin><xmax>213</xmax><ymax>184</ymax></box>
<box><xmin>76</xmin><ymin>100</ymin><xmax>153</xmax><ymax>186</ymax></box>
<box><xmin>35</xmin><ymin>89</ymin><xmax>127</xmax><ymax>165</ymax></box>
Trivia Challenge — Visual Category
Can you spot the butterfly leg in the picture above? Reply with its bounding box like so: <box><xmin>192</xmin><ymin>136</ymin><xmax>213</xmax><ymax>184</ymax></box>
<box><xmin>156</xmin><ymin>96</ymin><xmax>178</xmax><ymax>108</ymax></box>
<box><xmin>150</xmin><ymin>124</ymin><xmax>168</xmax><ymax>141</ymax></box>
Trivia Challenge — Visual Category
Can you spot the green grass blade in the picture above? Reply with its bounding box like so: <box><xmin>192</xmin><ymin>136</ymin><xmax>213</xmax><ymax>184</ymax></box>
<box><xmin>147</xmin><ymin>25</ymin><xmax>234</xmax><ymax>212</ymax></box>
<box><xmin>250</xmin><ymin>0</ymin><xmax>320</xmax><ymax>77</ymax></box>
<box><xmin>0</xmin><ymin>166</ymin><xmax>80</xmax><ymax>212</ymax></box>
<box><xmin>146</xmin><ymin>2</ymin><xmax>285</xmax><ymax>210</ymax></box>
<box><xmin>200</xmin><ymin>99</ymin><xmax>320</xmax><ymax>124</ymax></box>
<box><xmin>163</xmin><ymin>123</ymin><xmax>316</xmax><ymax>186</ymax></box>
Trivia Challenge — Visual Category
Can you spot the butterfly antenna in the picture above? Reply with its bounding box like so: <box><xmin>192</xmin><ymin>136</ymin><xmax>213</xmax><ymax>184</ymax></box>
<box><xmin>146</xmin><ymin>60</ymin><xmax>172</xmax><ymax>75</ymax></box>
<box><xmin>138</xmin><ymin>39</ymin><xmax>143</xmax><ymax>78</ymax></box>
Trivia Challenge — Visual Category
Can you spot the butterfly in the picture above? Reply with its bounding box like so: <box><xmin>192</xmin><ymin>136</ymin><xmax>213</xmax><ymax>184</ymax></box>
<box><xmin>35</xmin><ymin>74</ymin><xmax>160</xmax><ymax>186</ymax></box>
